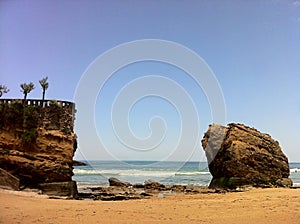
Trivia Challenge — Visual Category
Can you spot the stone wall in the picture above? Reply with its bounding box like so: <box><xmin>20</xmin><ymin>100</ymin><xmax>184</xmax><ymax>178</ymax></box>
<box><xmin>0</xmin><ymin>99</ymin><xmax>75</xmax><ymax>133</ymax></box>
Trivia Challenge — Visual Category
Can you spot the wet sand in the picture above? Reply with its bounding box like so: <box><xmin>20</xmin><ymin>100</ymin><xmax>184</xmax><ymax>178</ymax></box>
<box><xmin>0</xmin><ymin>188</ymin><xmax>299</xmax><ymax>224</ymax></box>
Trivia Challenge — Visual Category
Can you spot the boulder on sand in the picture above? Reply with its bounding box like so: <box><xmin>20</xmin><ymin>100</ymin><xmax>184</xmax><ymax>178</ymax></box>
<box><xmin>108</xmin><ymin>177</ymin><xmax>132</xmax><ymax>187</ymax></box>
<box><xmin>144</xmin><ymin>179</ymin><xmax>165</xmax><ymax>189</ymax></box>
<box><xmin>201</xmin><ymin>123</ymin><xmax>292</xmax><ymax>188</ymax></box>
<box><xmin>39</xmin><ymin>181</ymin><xmax>78</xmax><ymax>198</ymax></box>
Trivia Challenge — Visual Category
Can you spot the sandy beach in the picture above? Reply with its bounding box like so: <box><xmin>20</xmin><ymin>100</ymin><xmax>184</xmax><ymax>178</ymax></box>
<box><xmin>0</xmin><ymin>188</ymin><xmax>299</xmax><ymax>224</ymax></box>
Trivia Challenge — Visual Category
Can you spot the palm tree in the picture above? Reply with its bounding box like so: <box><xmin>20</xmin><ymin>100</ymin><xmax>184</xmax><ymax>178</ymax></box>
<box><xmin>0</xmin><ymin>85</ymin><xmax>9</xmax><ymax>98</ymax></box>
<box><xmin>39</xmin><ymin>77</ymin><xmax>49</xmax><ymax>102</ymax></box>
<box><xmin>20</xmin><ymin>82</ymin><xmax>35</xmax><ymax>102</ymax></box>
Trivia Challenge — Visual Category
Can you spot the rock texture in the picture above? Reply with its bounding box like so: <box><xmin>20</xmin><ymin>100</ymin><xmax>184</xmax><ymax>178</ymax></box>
<box><xmin>0</xmin><ymin>129</ymin><xmax>76</xmax><ymax>186</ymax></box>
<box><xmin>78</xmin><ymin>179</ymin><xmax>211</xmax><ymax>201</ymax></box>
<box><xmin>0</xmin><ymin>168</ymin><xmax>20</xmax><ymax>190</ymax></box>
<box><xmin>0</xmin><ymin>99</ymin><xmax>77</xmax><ymax>197</ymax></box>
<box><xmin>109</xmin><ymin>177</ymin><xmax>132</xmax><ymax>187</ymax></box>
<box><xmin>202</xmin><ymin>123</ymin><xmax>292</xmax><ymax>188</ymax></box>
<box><xmin>39</xmin><ymin>181</ymin><xmax>78</xmax><ymax>198</ymax></box>
<box><xmin>144</xmin><ymin>179</ymin><xmax>166</xmax><ymax>190</ymax></box>
<box><xmin>73</xmin><ymin>160</ymin><xmax>87</xmax><ymax>166</ymax></box>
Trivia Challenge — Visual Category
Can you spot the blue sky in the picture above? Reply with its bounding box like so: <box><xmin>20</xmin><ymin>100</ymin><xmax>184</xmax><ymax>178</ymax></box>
<box><xmin>1</xmin><ymin>0</ymin><xmax>299</xmax><ymax>162</ymax></box>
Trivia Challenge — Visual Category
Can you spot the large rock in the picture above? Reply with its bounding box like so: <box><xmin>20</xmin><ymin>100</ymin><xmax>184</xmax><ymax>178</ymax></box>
<box><xmin>39</xmin><ymin>181</ymin><xmax>78</xmax><ymax>198</ymax></box>
<box><xmin>73</xmin><ymin>160</ymin><xmax>87</xmax><ymax>166</ymax></box>
<box><xmin>0</xmin><ymin>129</ymin><xmax>77</xmax><ymax>186</ymax></box>
<box><xmin>108</xmin><ymin>177</ymin><xmax>132</xmax><ymax>187</ymax></box>
<box><xmin>144</xmin><ymin>179</ymin><xmax>165</xmax><ymax>190</ymax></box>
<box><xmin>202</xmin><ymin>123</ymin><xmax>292</xmax><ymax>188</ymax></box>
<box><xmin>0</xmin><ymin>99</ymin><xmax>78</xmax><ymax>196</ymax></box>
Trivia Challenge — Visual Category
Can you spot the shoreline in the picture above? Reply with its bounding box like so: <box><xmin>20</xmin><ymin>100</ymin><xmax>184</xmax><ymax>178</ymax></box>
<box><xmin>72</xmin><ymin>161</ymin><xmax>300</xmax><ymax>189</ymax></box>
<box><xmin>1</xmin><ymin>187</ymin><xmax>299</xmax><ymax>224</ymax></box>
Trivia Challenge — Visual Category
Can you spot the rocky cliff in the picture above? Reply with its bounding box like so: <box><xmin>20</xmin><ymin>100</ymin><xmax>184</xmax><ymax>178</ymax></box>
<box><xmin>202</xmin><ymin>123</ymin><xmax>292</xmax><ymax>188</ymax></box>
<box><xmin>0</xmin><ymin>99</ymin><xmax>77</xmax><ymax>195</ymax></box>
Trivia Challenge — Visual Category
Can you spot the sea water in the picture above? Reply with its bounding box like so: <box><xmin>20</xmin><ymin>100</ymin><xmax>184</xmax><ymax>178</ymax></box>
<box><xmin>290</xmin><ymin>163</ymin><xmax>300</xmax><ymax>187</ymax></box>
<box><xmin>73</xmin><ymin>161</ymin><xmax>300</xmax><ymax>187</ymax></box>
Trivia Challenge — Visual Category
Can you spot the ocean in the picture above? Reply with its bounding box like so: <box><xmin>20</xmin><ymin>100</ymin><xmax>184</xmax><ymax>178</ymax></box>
<box><xmin>73</xmin><ymin>161</ymin><xmax>300</xmax><ymax>187</ymax></box>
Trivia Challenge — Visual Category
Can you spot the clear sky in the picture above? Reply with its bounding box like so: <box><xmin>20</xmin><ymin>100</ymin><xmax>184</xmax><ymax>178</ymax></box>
<box><xmin>1</xmin><ymin>0</ymin><xmax>299</xmax><ymax>162</ymax></box>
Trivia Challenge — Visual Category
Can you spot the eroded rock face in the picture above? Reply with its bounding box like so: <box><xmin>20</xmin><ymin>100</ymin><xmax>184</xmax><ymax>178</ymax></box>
<box><xmin>202</xmin><ymin>123</ymin><xmax>292</xmax><ymax>188</ymax></box>
<box><xmin>0</xmin><ymin>128</ymin><xmax>77</xmax><ymax>187</ymax></box>
<box><xmin>0</xmin><ymin>100</ymin><xmax>77</xmax><ymax>192</ymax></box>
<box><xmin>0</xmin><ymin>168</ymin><xmax>20</xmax><ymax>190</ymax></box>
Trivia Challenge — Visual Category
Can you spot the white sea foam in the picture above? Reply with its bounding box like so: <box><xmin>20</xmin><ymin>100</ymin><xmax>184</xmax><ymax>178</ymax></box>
<box><xmin>292</xmin><ymin>183</ymin><xmax>300</xmax><ymax>187</ymax></box>
<box><xmin>73</xmin><ymin>162</ymin><xmax>300</xmax><ymax>187</ymax></box>
<box><xmin>175</xmin><ymin>171</ymin><xmax>211</xmax><ymax>175</ymax></box>
<box><xmin>290</xmin><ymin>168</ymin><xmax>300</xmax><ymax>173</ymax></box>
<box><xmin>73</xmin><ymin>168</ymin><xmax>210</xmax><ymax>177</ymax></box>
<box><xmin>74</xmin><ymin>166</ymin><xmax>299</xmax><ymax>179</ymax></box>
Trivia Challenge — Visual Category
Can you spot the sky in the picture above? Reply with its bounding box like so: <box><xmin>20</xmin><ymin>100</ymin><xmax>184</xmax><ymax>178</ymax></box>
<box><xmin>0</xmin><ymin>0</ymin><xmax>299</xmax><ymax>162</ymax></box>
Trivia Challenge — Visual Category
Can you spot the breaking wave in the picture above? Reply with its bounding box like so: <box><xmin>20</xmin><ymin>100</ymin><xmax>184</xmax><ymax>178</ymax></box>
<box><xmin>73</xmin><ymin>168</ymin><xmax>210</xmax><ymax>177</ymax></box>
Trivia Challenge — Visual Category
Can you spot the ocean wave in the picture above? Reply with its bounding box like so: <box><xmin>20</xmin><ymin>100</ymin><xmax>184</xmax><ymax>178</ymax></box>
<box><xmin>290</xmin><ymin>168</ymin><xmax>300</xmax><ymax>173</ymax></box>
<box><xmin>73</xmin><ymin>169</ymin><xmax>211</xmax><ymax>177</ymax></box>
<box><xmin>74</xmin><ymin>167</ymin><xmax>299</xmax><ymax>177</ymax></box>
<box><xmin>175</xmin><ymin>171</ymin><xmax>211</xmax><ymax>176</ymax></box>
<box><xmin>292</xmin><ymin>183</ymin><xmax>300</xmax><ymax>187</ymax></box>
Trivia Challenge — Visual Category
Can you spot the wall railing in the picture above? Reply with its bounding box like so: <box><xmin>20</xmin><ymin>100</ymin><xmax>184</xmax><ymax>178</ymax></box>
<box><xmin>0</xmin><ymin>99</ymin><xmax>74</xmax><ymax>108</ymax></box>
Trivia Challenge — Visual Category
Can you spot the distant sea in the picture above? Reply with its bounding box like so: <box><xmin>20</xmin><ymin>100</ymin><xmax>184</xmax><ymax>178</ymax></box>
<box><xmin>73</xmin><ymin>161</ymin><xmax>300</xmax><ymax>188</ymax></box>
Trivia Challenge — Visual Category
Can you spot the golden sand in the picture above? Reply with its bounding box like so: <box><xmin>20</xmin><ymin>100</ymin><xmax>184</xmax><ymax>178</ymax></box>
<box><xmin>0</xmin><ymin>188</ymin><xmax>299</xmax><ymax>224</ymax></box>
